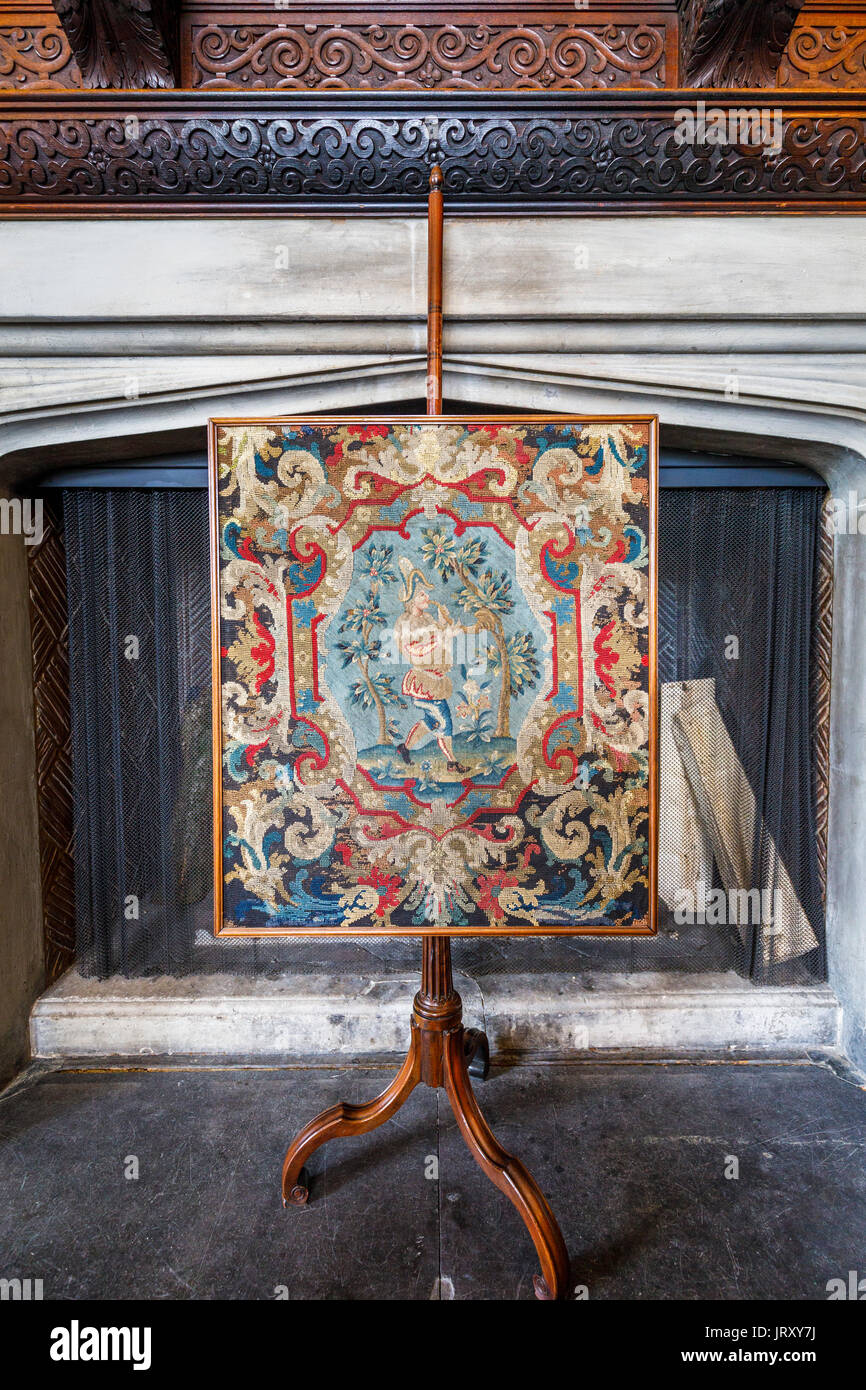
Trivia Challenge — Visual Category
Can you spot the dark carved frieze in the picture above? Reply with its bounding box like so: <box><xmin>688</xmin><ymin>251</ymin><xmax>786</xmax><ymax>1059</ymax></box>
<box><xmin>186</xmin><ymin>17</ymin><xmax>671</xmax><ymax>91</ymax></box>
<box><xmin>1</xmin><ymin>91</ymin><xmax>864</xmax><ymax>213</ymax></box>
<box><xmin>679</xmin><ymin>0</ymin><xmax>805</xmax><ymax>87</ymax></box>
<box><xmin>51</xmin><ymin>0</ymin><xmax>178</xmax><ymax>87</ymax></box>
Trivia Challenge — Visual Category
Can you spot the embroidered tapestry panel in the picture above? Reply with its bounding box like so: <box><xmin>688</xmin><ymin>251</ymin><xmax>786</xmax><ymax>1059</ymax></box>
<box><xmin>211</xmin><ymin>416</ymin><xmax>657</xmax><ymax>935</ymax></box>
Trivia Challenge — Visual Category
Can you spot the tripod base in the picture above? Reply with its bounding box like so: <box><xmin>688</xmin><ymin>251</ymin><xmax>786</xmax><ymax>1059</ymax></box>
<box><xmin>282</xmin><ymin>937</ymin><xmax>570</xmax><ymax>1300</ymax></box>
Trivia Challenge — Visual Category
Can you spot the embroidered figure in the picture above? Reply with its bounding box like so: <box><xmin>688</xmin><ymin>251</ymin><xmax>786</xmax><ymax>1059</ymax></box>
<box><xmin>393</xmin><ymin>557</ymin><xmax>483</xmax><ymax>773</ymax></box>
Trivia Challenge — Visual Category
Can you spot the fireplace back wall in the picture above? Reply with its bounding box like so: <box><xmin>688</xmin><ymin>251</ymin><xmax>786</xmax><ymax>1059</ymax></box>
<box><xmin>54</xmin><ymin>468</ymin><xmax>827</xmax><ymax>989</ymax></box>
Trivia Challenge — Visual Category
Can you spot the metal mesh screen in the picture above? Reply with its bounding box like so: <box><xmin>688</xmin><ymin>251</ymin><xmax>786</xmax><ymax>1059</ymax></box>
<box><xmin>64</xmin><ymin>486</ymin><xmax>826</xmax><ymax>984</ymax></box>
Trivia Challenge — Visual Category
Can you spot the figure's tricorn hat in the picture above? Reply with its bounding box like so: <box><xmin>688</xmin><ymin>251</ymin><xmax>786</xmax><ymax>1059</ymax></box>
<box><xmin>398</xmin><ymin>556</ymin><xmax>432</xmax><ymax>604</ymax></box>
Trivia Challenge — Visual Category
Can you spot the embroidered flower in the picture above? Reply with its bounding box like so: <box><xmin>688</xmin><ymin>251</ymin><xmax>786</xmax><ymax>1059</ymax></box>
<box><xmin>360</xmin><ymin>543</ymin><xmax>398</xmax><ymax>586</ymax></box>
<box><xmin>420</xmin><ymin>528</ymin><xmax>456</xmax><ymax>571</ymax></box>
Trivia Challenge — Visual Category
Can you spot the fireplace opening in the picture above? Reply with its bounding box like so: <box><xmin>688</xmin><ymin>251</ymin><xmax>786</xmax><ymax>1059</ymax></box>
<box><xmin>51</xmin><ymin>457</ymin><xmax>828</xmax><ymax>987</ymax></box>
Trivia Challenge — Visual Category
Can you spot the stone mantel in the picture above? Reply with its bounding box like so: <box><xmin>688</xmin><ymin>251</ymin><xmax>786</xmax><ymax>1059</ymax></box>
<box><xmin>2</xmin><ymin>214</ymin><xmax>866</xmax><ymax>476</ymax></box>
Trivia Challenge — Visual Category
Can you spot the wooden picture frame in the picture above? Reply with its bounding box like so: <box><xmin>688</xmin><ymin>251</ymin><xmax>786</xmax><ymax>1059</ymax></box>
<box><xmin>210</xmin><ymin>413</ymin><xmax>658</xmax><ymax>937</ymax></box>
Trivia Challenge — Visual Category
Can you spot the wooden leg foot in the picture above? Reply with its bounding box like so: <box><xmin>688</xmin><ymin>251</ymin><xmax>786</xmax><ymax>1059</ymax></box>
<box><xmin>443</xmin><ymin>1028</ymin><xmax>570</xmax><ymax>1301</ymax></box>
<box><xmin>282</xmin><ymin>1170</ymin><xmax>310</xmax><ymax>1208</ymax></box>
<box><xmin>464</xmin><ymin>1027</ymin><xmax>490</xmax><ymax>1081</ymax></box>
<box><xmin>281</xmin><ymin>1049</ymin><xmax>419</xmax><ymax>1204</ymax></box>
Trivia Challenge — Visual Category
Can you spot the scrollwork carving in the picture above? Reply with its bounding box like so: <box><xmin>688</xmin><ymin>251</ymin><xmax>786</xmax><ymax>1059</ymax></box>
<box><xmin>189</xmin><ymin>20</ymin><xmax>669</xmax><ymax>90</ymax></box>
<box><xmin>0</xmin><ymin>20</ymin><xmax>80</xmax><ymax>88</ymax></box>
<box><xmin>779</xmin><ymin>19</ymin><xmax>866</xmax><ymax>87</ymax></box>
<box><xmin>1</xmin><ymin>92</ymin><xmax>864</xmax><ymax>212</ymax></box>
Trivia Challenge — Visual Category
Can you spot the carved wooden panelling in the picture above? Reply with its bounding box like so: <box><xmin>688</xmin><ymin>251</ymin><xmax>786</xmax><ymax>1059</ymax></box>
<box><xmin>1</xmin><ymin>91</ymin><xmax>865</xmax><ymax>214</ymax></box>
<box><xmin>0</xmin><ymin>6</ymin><xmax>81</xmax><ymax>88</ymax></box>
<box><xmin>27</xmin><ymin>494</ymin><xmax>75</xmax><ymax>986</ymax></box>
<box><xmin>5</xmin><ymin>1</ymin><xmax>866</xmax><ymax>92</ymax></box>
<box><xmin>183</xmin><ymin>6</ymin><xmax>678</xmax><ymax>91</ymax></box>
<box><xmin>780</xmin><ymin>6</ymin><xmax>866</xmax><ymax>86</ymax></box>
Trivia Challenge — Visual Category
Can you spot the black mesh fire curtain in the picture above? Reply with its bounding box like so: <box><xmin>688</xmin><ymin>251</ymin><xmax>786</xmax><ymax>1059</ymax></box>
<box><xmin>63</xmin><ymin>485</ymin><xmax>826</xmax><ymax>984</ymax></box>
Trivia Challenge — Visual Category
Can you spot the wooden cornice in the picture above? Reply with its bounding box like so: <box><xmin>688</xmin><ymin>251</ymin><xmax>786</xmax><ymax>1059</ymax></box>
<box><xmin>1</xmin><ymin>88</ymin><xmax>864</xmax><ymax>214</ymax></box>
<box><xmin>678</xmin><ymin>0</ymin><xmax>806</xmax><ymax>87</ymax></box>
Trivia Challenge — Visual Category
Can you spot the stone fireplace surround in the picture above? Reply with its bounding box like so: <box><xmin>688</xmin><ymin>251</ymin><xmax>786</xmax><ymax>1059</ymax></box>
<box><xmin>0</xmin><ymin>214</ymin><xmax>863</xmax><ymax>1072</ymax></box>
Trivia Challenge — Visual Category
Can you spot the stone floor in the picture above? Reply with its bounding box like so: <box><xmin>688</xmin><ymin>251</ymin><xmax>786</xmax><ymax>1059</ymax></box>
<box><xmin>0</xmin><ymin>1054</ymin><xmax>864</xmax><ymax>1301</ymax></box>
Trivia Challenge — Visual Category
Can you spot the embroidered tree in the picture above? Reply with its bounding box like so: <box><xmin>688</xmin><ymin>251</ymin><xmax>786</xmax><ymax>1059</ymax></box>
<box><xmin>336</xmin><ymin>544</ymin><xmax>405</xmax><ymax>745</ymax></box>
<box><xmin>488</xmin><ymin>629</ymin><xmax>541</xmax><ymax>715</ymax></box>
<box><xmin>420</xmin><ymin>528</ymin><xmax>539</xmax><ymax>738</ymax></box>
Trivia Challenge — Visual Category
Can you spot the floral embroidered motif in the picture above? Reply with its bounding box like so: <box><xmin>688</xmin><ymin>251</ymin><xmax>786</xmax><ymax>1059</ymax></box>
<box><xmin>213</xmin><ymin>418</ymin><xmax>656</xmax><ymax>934</ymax></box>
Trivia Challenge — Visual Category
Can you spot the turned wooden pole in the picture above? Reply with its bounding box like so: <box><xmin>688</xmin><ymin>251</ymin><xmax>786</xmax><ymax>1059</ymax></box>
<box><xmin>422</xmin><ymin>160</ymin><xmax>451</xmax><ymax>1005</ymax></box>
<box><xmin>419</xmin><ymin>928</ymin><xmax>461</xmax><ymax>1017</ymax></box>
<box><xmin>426</xmin><ymin>163</ymin><xmax>444</xmax><ymax>416</ymax></box>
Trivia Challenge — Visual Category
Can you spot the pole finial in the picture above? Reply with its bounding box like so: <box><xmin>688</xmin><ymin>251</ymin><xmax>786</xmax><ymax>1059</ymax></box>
<box><xmin>423</xmin><ymin>114</ymin><xmax>441</xmax><ymax>167</ymax></box>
